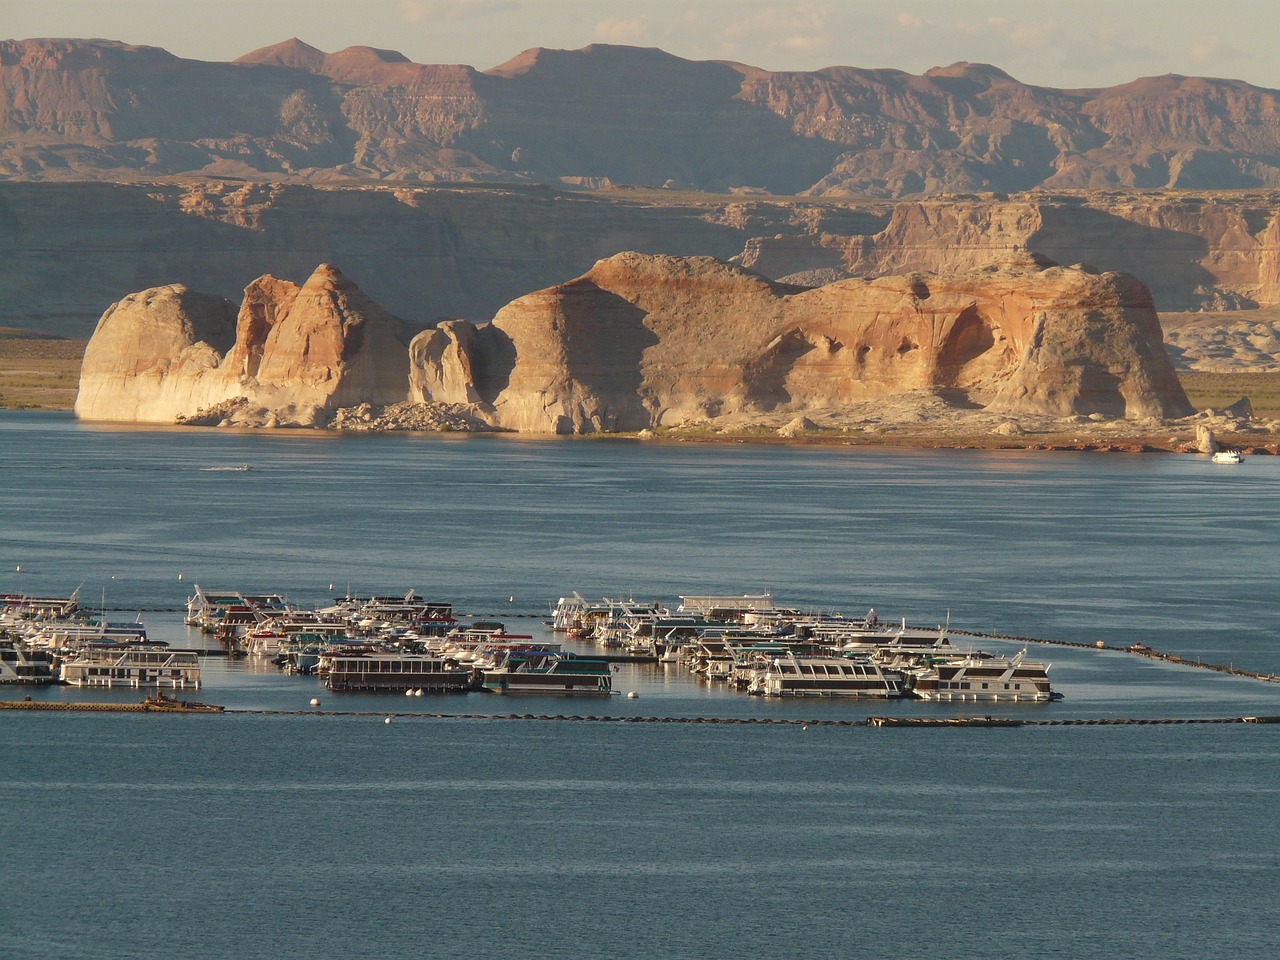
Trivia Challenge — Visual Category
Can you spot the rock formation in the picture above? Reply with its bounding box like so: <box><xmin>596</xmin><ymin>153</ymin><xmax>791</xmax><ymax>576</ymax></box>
<box><xmin>76</xmin><ymin>254</ymin><xmax>1192</xmax><ymax>433</ymax></box>
<box><xmin>72</xmin><ymin>285</ymin><xmax>238</xmax><ymax>422</ymax></box>
<box><xmin>75</xmin><ymin>264</ymin><xmax>409</xmax><ymax>424</ymax></box>
<box><xmin>8</xmin><ymin>38</ymin><xmax>1280</xmax><ymax>197</ymax></box>
<box><xmin>408</xmin><ymin>252</ymin><xmax>1193</xmax><ymax>432</ymax></box>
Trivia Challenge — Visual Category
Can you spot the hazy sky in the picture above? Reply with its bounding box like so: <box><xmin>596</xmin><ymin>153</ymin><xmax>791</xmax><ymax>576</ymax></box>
<box><xmin>7</xmin><ymin>0</ymin><xmax>1280</xmax><ymax>90</ymax></box>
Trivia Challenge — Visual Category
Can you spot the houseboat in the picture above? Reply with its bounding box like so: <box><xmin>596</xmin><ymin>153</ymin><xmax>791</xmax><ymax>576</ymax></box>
<box><xmin>906</xmin><ymin>650</ymin><xmax>1055</xmax><ymax>702</ymax></box>
<box><xmin>751</xmin><ymin>653</ymin><xmax>902</xmax><ymax>698</ymax></box>
<box><xmin>0</xmin><ymin>636</ymin><xmax>56</xmax><ymax>684</ymax></box>
<box><xmin>323</xmin><ymin>653</ymin><xmax>472</xmax><ymax>693</ymax></box>
<box><xmin>59</xmin><ymin>645</ymin><xmax>202</xmax><ymax>689</ymax></box>
<box><xmin>479</xmin><ymin>651</ymin><xmax>612</xmax><ymax>695</ymax></box>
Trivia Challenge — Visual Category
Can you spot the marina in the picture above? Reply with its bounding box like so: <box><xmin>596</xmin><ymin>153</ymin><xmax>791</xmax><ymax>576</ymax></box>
<box><xmin>5</xmin><ymin>583</ymin><xmax>1068</xmax><ymax>705</ymax></box>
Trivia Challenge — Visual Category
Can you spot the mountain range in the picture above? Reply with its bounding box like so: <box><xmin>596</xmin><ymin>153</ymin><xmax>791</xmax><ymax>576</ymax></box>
<box><xmin>7</xmin><ymin>37</ymin><xmax>1280</xmax><ymax>195</ymax></box>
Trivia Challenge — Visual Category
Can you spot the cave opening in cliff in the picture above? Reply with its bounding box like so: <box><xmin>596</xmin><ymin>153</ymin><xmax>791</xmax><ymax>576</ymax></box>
<box><xmin>936</xmin><ymin>306</ymin><xmax>1004</xmax><ymax>388</ymax></box>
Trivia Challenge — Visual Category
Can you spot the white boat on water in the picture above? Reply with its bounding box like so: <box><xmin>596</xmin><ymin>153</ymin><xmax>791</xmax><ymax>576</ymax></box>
<box><xmin>59</xmin><ymin>645</ymin><xmax>202</xmax><ymax>689</ymax></box>
<box><xmin>323</xmin><ymin>653</ymin><xmax>472</xmax><ymax>692</ymax></box>
<box><xmin>1212</xmin><ymin>450</ymin><xmax>1244</xmax><ymax>464</ymax></box>
<box><xmin>0</xmin><ymin>636</ymin><xmax>56</xmax><ymax>684</ymax></box>
<box><xmin>906</xmin><ymin>650</ymin><xmax>1054</xmax><ymax>702</ymax></box>
<box><xmin>751</xmin><ymin>652</ymin><xmax>902</xmax><ymax>698</ymax></box>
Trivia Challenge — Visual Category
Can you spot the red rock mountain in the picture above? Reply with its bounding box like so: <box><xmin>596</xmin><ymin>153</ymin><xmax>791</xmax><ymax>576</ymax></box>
<box><xmin>7</xmin><ymin>38</ymin><xmax>1280</xmax><ymax>195</ymax></box>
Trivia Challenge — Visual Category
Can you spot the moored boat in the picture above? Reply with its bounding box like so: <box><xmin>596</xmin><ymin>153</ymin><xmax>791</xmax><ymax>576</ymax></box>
<box><xmin>480</xmin><ymin>650</ymin><xmax>612</xmax><ymax>695</ymax></box>
<box><xmin>752</xmin><ymin>652</ymin><xmax>902</xmax><ymax>698</ymax></box>
<box><xmin>324</xmin><ymin>653</ymin><xmax>472</xmax><ymax>693</ymax></box>
<box><xmin>59</xmin><ymin>645</ymin><xmax>202</xmax><ymax>689</ymax></box>
<box><xmin>905</xmin><ymin>650</ymin><xmax>1055</xmax><ymax>702</ymax></box>
<box><xmin>0</xmin><ymin>635</ymin><xmax>56</xmax><ymax>684</ymax></box>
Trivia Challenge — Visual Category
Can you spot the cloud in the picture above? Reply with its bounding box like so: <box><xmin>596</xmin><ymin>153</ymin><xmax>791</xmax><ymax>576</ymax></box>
<box><xmin>1188</xmin><ymin>36</ymin><xmax>1221</xmax><ymax>66</ymax></box>
<box><xmin>895</xmin><ymin>13</ymin><xmax>931</xmax><ymax>30</ymax></box>
<box><xmin>782</xmin><ymin>35</ymin><xmax>829</xmax><ymax>53</ymax></box>
<box><xmin>1009</xmin><ymin>22</ymin><xmax>1055</xmax><ymax>48</ymax></box>
<box><xmin>593</xmin><ymin>16</ymin><xmax>653</xmax><ymax>45</ymax></box>
<box><xmin>397</xmin><ymin>0</ymin><xmax>515</xmax><ymax>23</ymax></box>
<box><xmin>715</xmin><ymin>3</ymin><xmax>834</xmax><ymax>63</ymax></box>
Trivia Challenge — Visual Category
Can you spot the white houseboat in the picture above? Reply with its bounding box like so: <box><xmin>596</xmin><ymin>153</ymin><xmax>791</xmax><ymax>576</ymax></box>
<box><xmin>323</xmin><ymin>653</ymin><xmax>472</xmax><ymax>693</ymax></box>
<box><xmin>59</xmin><ymin>646</ymin><xmax>202</xmax><ymax>689</ymax></box>
<box><xmin>752</xmin><ymin>653</ymin><xmax>902</xmax><ymax>698</ymax></box>
<box><xmin>480</xmin><ymin>651</ymin><xmax>612</xmax><ymax>695</ymax></box>
<box><xmin>906</xmin><ymin>650</ymin><xmax>1054</xmax><ymax>702</ymax></box>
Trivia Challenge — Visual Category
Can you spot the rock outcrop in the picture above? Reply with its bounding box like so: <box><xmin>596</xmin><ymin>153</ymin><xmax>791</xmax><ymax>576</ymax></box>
<box><xmin>72</xmin><ymin>285</ymin><xmax>238</xmax><ymax>422</ymax></box>
<box><xmin>76</xmin><ymin>254</ymin><xmax>1192</xmax><ymax>432</ymax></box>
<box><xmin>409</xmin><ymin>252</ymin><xmax>1193</xmax><ymax>432</ymax></box>
<box><xmin>75</xmin><ymin>264</ymin><xmax>409</xmax><ymax>424</ymax></box>
<box><xmin>735</xmin><ymin>193</ymin><xmax>1280</xmax><ymax>312</ymax></box>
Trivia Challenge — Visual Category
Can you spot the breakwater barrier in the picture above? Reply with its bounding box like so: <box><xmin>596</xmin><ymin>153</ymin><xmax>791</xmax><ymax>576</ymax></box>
<box><xmin>0</xmin><ymin>699</ymin><xmax>223</xmax><ymax>714</ymax></box>
<box><xmin>5</xmin><ymin>700</ymin><xmax>1278</xmax><ymax>726</ymax></box>
<box><xmin>952</xmin><ymin>630</ymin><xmax>1280</xmax><ymax>684</ymax></box>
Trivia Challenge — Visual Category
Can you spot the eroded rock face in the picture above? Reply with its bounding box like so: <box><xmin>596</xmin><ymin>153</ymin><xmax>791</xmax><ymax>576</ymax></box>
<box><xmin>410</xmin><ymin>252</ymin><xmax>1193</xmax><ymax>432</ymax></box>
<box><xmin>75</xmin><ymin>264</ymin><xmax>409</xmax><ymax>424</ymax></box>
<box><xmin>73</xmin><ymin>285</ymin><xmax>237</xmax><ymax>421</ymax></box>
<box><xmin>75</xmin><ymin>253</ymin><xmax>1192</xmax><ymax>432</ymax></box>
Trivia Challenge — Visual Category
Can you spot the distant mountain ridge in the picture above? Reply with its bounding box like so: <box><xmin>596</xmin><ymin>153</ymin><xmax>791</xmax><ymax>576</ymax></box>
<box><xmin>6</xmin><ymin>37</ymin><xmax>1280</xmax><ymax>196</ymax></box>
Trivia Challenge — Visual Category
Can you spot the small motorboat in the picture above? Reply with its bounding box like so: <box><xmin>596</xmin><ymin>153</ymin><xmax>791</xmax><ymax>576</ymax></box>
<box><xmin>1212</xmin><ymin>450</ymin><xmax>1244</xmax><ymax>464</ymax></box>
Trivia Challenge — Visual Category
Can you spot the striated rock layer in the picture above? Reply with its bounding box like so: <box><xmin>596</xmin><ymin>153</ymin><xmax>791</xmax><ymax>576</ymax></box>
<box><xmin>409</xmin><ymin>252</ymin><xmax>1192</xmax><ymax>432</ymax></box>
<box><xmin>10</xmin><ymin>38</ymin><xmax>1280</xmax><ymax>198</ymax></box>
<box><xmin>75</xmin><ymin>264</ymin><xmax>408</xmax><ymax>425</ymax></box>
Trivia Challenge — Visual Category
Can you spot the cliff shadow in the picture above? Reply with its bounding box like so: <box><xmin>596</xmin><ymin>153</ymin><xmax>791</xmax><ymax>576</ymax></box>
<box><xmin>559</xmin><ymin>283</ymin><xmax>658</xmax><ymax>431</ymax></box>
<box><xmin>471</xmin><ymin>324</ymin><xmax>517</xmax><ymax>404</ymax></box>
<box><xmin>1029</xmin><ymin>205</ymin><xmax>1218</xmax><ymax>310</ymax></box>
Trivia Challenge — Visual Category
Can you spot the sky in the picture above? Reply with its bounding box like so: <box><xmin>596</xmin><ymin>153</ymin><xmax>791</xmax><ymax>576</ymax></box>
<box><xmin>6</xmin><ymin>0</ymin><xmax>1280</xmax><ymax>90</ymax></box>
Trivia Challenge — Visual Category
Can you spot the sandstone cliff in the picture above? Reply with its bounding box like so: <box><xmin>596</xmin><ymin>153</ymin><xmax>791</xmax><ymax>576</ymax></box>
<box><xmin>9</xmin><ymin>39</ymin><xmax>1280</xmax><ymax>197</ymax></box>
<box><xmin>74</xmin><ymin>264</ymin><xmax>408</xmax><ymax>424</ymax></box>
<box><xmin>17</xmin><ymin>181</ymin><xmax>1280</xmax><ymax>343</ymax></box>
<box><xmin>734</xmin><ymin>192</ymin><xmax>1280</xmax><ymax>311</ymax></box>
<box><xmin>409</xmin><ymin>252</ymin><xmax>1192</xmax><ymax>432</ymax></box>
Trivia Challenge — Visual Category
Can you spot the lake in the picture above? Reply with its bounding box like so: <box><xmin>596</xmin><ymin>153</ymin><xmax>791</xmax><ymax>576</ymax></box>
<box><xmin>2</xmin><ymin>412</ymin><xmax>1279</xmax><ymax>959</ymax></box>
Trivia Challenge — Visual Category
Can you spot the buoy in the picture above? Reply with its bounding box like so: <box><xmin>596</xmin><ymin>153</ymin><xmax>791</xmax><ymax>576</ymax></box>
<box><xmin>329</xmin><ymin>583</ymin><xmax>334</xmax><ymax>591</ymax></box>
<box><xmin>14</xmin><ymin>565</ymin><xmax>19</xmax><ymax>572</ymax></box>
<box><xmin>627</xmin><ymin>691</ymin><xmax>639</xmax><ymax>699</ymax></box>
<box><xmin>508</xmin><ymin>596</ymin><xmax>515</xmax><ymax>603</ymax></box>
<box><xmin>384</xmin><ymin>716</ymin><xmax>392</xmax><ymax>725</ymax></box>
<box><xmin>178</xmin><ymin>572</ymin><xmax>184</xmax><ymax>581</ymax></box>
<box><xmin>414</xmin><ymin>688</ymin><xmax>424</xmax><ymax>697</ymax></box>
<box><xmin>405</xmin><ymin>688</ymin><xmax>414</xmax><ymax>697</ymax></box>
<box><xmin>309</xmin><ymin>698</ymin><xmax>320</xmax><ymax>707</ymax></box>
<box><xmin>803</xmin><ymin>725</ymin><xmax>809</xmax><ymax>731</ymax></box>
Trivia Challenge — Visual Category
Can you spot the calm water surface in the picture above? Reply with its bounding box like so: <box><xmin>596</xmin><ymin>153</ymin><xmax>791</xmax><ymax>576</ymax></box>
<box><xmin>2</xmin><ymin>412</ymin><xmax>1280</xmax><ymax>958</ymax></box>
